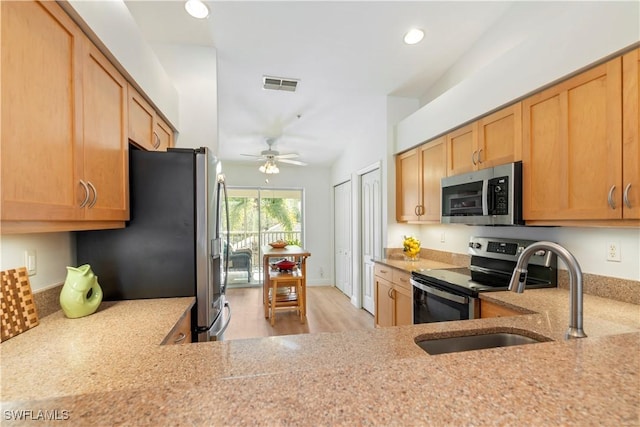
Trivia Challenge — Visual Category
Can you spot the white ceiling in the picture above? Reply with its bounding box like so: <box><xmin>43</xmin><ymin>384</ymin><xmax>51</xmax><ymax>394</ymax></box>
<box><xmin>125</xmin><ymin>1</ymin><xmax>513</xmax><ymax>167</ymax></box>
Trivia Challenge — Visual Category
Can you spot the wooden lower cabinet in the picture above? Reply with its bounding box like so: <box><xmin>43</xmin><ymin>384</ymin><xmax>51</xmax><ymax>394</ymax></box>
<box><xmin>374</xmin><ymin>264</ymin><xmax>413</xmax><ymax>327</ymax></box>
<box><xmin>162</xmin><ymin>310</ymin><xmax>192</xmax><ymax>345</ymax></box>
<box><xmin>480</xmin><ymin>299</ymin><xmax>521</xmax><ymax>319</ymax></box>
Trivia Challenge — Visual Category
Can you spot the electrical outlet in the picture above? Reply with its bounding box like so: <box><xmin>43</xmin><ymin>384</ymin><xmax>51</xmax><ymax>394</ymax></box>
<box><xmin>607</xmin><ymin>242</ymin><xmax>621</xmax><ymax>262</ymax></box>
<box><xmin>24</xmin><ymin>250</ymin><xmax>37</xmax><ymax>276</ymax></box>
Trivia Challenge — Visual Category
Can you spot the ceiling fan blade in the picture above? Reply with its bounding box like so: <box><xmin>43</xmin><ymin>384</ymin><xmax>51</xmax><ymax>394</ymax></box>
<box><xmin>279</xmin><ymin>159</ymin><xmax>308</xmax><ymax>166</ymax></box>
<box><xmin>240</xmin><ymin>153</ymin><xmax>264</xmax><ymax>158</ymax></box>
<box><xmin>275</xmin><ymin>153</ymin><xmax>299</xmax><ymax>159</ymax></box>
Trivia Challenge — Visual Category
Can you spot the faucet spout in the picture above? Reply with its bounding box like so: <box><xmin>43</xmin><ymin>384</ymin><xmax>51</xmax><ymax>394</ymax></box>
<box><xmin>508</xmin><ymin>241</ymin><xmax>587</xmax><ymax>339</ymax></box>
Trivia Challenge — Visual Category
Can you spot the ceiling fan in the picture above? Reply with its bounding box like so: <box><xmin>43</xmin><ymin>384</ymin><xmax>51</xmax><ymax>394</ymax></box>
<box><xmin>241</xmin><ymin>138</ymin><xmax>307</xmax><ymax>174</ymax></box>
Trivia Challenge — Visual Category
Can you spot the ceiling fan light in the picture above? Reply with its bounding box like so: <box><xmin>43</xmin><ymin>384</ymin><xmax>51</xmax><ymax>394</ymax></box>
<box><xmin>403</xmin><ymin>28</ymin><xmax>424</xmax><ymax>45</ymax></box>
<box><xmin>259</xmin><ymin>160</ymin><xmax>279</xmax><ymax>174</ymax></box>
<box><xmin>185</xmin><ymin>0</ymin><xmax>209</xmax><ymax>19</ymax></box>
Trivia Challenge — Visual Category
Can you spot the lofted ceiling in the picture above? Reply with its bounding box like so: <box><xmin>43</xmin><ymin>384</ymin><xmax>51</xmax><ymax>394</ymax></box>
<box><xmin>125</xmin><ymin>1</ymin><xmax>513</xmax><ymax>167</ymax></box>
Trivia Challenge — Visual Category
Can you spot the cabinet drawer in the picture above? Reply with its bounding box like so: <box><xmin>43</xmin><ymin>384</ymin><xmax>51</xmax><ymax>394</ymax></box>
<box><xmin>392</xmin><ymin>270</ymin><xmax>411</xmax><ymax>291</ymax></box>
<box><xmin>374</xmin><ymin>263</ymin><xmax>393</xmax><ymax>282</ymax></box>
<box><xmin>162</xmin><ymin>310</ymin><xmax>192</xmax><ymax>345</ymax></box>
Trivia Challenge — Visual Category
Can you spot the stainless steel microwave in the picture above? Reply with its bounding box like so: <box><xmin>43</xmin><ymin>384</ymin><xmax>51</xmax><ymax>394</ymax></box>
<box><xmin>441</xmin><ymin>161</ymin><xmax>523</xmax><ymax>226</ymax></box>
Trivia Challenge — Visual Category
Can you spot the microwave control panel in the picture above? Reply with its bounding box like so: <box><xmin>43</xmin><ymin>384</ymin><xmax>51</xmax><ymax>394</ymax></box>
<box><xmin>488</xmin><ymin>176</ymin><xmax>509</xmax><ymax>215</ymax></box>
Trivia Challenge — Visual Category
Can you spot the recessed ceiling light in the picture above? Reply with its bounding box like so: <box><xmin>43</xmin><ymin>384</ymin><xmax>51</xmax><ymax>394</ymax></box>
<box><xmin>404</xmin><ymin>28</ymin><xmax>425</xmax><ymax>45</ymax></box>
<box><xmin>185</xmin><ymin>0</ymin><xmax>209</xmax><ymax>19</ymax></box>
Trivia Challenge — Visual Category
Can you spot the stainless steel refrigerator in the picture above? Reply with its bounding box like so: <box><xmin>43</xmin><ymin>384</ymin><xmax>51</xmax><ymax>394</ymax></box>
<box><xmin>76</xmin><ymin>147</ymin><xmax>231</xmax><ymax>342</ymax></box>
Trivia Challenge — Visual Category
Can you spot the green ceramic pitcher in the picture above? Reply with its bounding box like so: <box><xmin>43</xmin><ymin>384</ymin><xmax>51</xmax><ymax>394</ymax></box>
<box><xmin>60</xmin><ymin>264</ymin><xmax>103</xmax><ymax>318</ymax></box>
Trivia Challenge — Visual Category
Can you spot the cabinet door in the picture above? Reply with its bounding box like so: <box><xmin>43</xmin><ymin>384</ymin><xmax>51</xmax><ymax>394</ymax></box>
<box><xmin>82</xmin><ymin>41</ymin><xmax>129</xmax><ymax>221</ymax></box>
<box><xmin>420</xmin><ymin>136</ymin><xmax>446</xmax><ymax>221</ymax></box>
<box><xmin>155</xmin><ymin>117</ymin><xmax>173</xmax><ymax>151</ymax></box>
<box><xmin>523</xmin><ymin>58</ymin><xmax>622</xmax><ymax>220</ymax></box>
<box><xmin>1</xmin><ymin>1</ymin><xmax>84</xmax><ymax>221</ymax></box>
<box><xmin>396</xmin><ymin>149</ymin><xmax>421</xmax><ymax>222</ymax></box>
<box><xmin>446</xmin><ymin>122</ymin><xmax>478</xmax><ymax>176</ymax></box>
<box><xmin>477</xmin><ymin>103</ymin><xmax>522</xmax><ymax>169</ymax></box>
<box><xmin>374</xmin><ymin>277</ymin><xmax>393</xmax><ymax>327</ymax></box>
<box><xmin>128</xmin><ymin>85</ymin><xmax>155</xmax><ymax>150</ymax></box>
<box><xmin>393</xmin><ymin>284</ymin><xmax>413</xmax><ymax>326</ymax></box>
<box><xmin>622</xmin><ymin>48</ymin><xmax>640</xmax><ymax>219</ymax></box>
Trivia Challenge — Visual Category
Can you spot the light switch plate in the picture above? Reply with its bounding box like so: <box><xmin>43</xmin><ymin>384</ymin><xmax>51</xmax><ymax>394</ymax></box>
<box><xmin>25</xmin><ymin>250</ymin><xmax>37</xmax><ymax>276</ymax></box>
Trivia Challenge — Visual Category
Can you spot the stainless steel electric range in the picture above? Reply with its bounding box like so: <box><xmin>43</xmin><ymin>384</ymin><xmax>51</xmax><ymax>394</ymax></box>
<box><xmin>410</xmin><ymin>236</ymin><xmax>558</xmax><ymax>324</ymax></box>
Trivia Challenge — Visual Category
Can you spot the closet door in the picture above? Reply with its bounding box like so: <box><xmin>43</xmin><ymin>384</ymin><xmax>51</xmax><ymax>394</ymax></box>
<box><xmin>334</xmin><ymin>181</ymin><xmax>352</xmax><ymax>297</ymax></box>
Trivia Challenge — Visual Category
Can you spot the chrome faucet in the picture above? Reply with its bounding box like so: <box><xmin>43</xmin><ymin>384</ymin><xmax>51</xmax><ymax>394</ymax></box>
<box><xmin>509</xmin><ymin>241</ymin><xmax>587</xmax><ymax>339</ymax></box>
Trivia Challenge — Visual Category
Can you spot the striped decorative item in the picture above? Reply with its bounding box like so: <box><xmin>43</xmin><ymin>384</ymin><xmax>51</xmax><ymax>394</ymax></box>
<box><xmin>1</xmin><ymin>267</ymin><xmax>39</xmax><ymax>342</ymax></box>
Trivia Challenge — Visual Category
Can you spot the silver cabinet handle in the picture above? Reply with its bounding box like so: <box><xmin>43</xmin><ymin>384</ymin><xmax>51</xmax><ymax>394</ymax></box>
<box><xmin>153</xmin><ymin>131</ymin><xmax>161</xmax><ymax>149</ymax></box>
<box><xmin>173</xmin><ymin>332</ymin><xmax>186</xmax><ymax>344</ymax></box>
<box><xmin>387</xmin><ymin>287</ymin><xmax>393</xmax><ymax>299</ymax></box>
<box><xmin>623</xmin><ymin>183</ymin><xmax>632</xmax><ymax>209</ymax></box>
<box><xmin>79</xmin><ymin>180</ymin><xmax>90</xmax><ymax>208</ymax></box>
<box><xmin>471</xmin><ymin>151</ymin><xmax>478</xmax><ymax>165</ymax></box>
<box><xmin>477</xmin><ymin>148</ymin><xmax>483</xmax><ymax>164</ymax></box>
<box><xmin>87</xmin><ymin>181</ymin><xmax>98</xmax><ymax>208</ymax></box>
<box><xmin>414</xmin><ymin>205</ymin><xmax>420</xmax><ymax>216</ymax></box>
<box><xmin>607</xmin><ymin>185</ymin><xmax>616</xmax><ymax>210</ymax></box>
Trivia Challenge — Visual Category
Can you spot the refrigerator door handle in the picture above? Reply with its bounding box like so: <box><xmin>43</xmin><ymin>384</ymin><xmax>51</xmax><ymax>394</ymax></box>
<box><xmin>209</xmin><ymin>301</ymin><xmax>231</xmax><ymax>339</ymax></box>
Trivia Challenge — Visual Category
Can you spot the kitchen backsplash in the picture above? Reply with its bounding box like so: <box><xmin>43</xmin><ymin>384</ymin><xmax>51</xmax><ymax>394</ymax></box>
<box><xmin>384</xmin><ymin>247</ymin><xmax>639</xmax><ymax>305</ymax></box>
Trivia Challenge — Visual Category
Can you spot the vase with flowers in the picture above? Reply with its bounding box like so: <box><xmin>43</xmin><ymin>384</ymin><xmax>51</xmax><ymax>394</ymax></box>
<box><xmin>403</xmin><ymin>236</ymin><xmax>421</xmax><ymax>261</ymax></box>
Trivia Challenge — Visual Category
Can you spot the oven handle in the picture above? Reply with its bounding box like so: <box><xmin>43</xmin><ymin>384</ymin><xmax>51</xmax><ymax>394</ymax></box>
<box><xmin>410</xmin><ymin>278</ymin><xmax>468</xmax><ymax>304</ymax></box>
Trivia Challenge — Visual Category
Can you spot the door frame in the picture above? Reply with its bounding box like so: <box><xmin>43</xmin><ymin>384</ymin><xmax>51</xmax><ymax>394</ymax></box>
<box><xmin>352</xmin><ymin>161</ymin><xmax>382</xmax><ymax>309</ymax></box>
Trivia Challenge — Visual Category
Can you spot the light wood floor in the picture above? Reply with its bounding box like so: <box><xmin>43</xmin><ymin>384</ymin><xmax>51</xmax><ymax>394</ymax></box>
<box><xmin>223</xmin><ymin>285</ymin><xmax>374</xmax><ymax>340</ymax></box>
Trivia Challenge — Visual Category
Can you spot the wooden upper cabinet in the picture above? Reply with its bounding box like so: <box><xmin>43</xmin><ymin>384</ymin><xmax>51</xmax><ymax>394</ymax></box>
<box><xmin>622</xmin><ymin>48</ymin><xmax>640</xmax><ymax>219</ymax></box>
<box><xmin>128</xmin><ymin>85</ymin><xmax>156</xmax><ymax>150</ymax></box>
<box><xmin>82</xmin><ymin>40</ymin><xmax>129</xmax><ymax>221</ymax></box>
<box><xmin>1</xmin><ymin>0</ymin><xmax>129</xmax><ymax>232</ymax></box>
<box><xmin>420</xmin><ymin>136</ymin><xmax>446</xmax><ymax>221</ymax></box>
<box><xmin>446</xmin><ymin>122</ymin><xmax>478</xmax><ymax>176</ymax></box>
<box><xmin>522</xmin><ymin>57</ymin><xmax>623</xmax><ymax>221</ymax></box>
<box><xmin>477</xmin><ymin>103</ymin><xmax>522</xmax><ymax>169</ymax></box>
<box><xmin>155</xmin><ymin>116</ymin><xmax>174</xmax><ymax>151</ymax></box>
<box><xmin>396</xmin><ymin>148</ymin><xmax>421</xmax><ymax>222</ymax></box>
<box><xmin>396</xmin><ymin>137</ymin><xmax>446</xmax><ymax>223</ymax></box>
<box><xmin>128</xmin><ymin>84</ymin><xmax>174</xmax><ymax>151</ymax></box>
<box><xmin>446</xmin><ymin>103</ymin><xmax>522</xmax><ymax>176</ymax></box>
<box><xmin>1</xmin><ymin>0</ymin><xmax>84</xmax><ymax>222</ymax></box>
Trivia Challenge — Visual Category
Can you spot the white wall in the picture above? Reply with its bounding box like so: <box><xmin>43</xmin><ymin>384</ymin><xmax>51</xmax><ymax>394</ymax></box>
<box><xmin>397</xmin><ymin>1</ymin><xmax>640</xmax><ymax>152</ymax></box>
<box><xmin>150</xmin><ymin>43</ymin><xmax>218</xmax><ymax>152</ymax></box>
<box><xmin>223</xmin><ymin>163</ymin><xmax>333</xmax><ymax>286</ymax></box>
<box><xmin>0</xmin><ymin>234</ymin><xmax>74</xmax><ymax>292</ymax></box>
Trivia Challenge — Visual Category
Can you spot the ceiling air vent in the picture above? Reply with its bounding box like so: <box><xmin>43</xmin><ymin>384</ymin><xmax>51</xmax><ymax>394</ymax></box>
<box><xmin>263</xmin><ymin>75</ymin><xmax>299</xmax><ymax>92</ymax></box>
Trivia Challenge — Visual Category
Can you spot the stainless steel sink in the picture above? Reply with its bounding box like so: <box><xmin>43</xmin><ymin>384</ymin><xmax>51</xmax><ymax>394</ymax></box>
<box><xmin>416</xmin><ymin>332</ymin><xmax>546</xmax><ymax>355</ymax></box>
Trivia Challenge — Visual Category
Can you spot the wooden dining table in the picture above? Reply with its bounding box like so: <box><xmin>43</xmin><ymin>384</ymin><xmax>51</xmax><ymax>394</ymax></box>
<box><xmin>261</xmin><ymin>245</ymin><xmax>311</xmax><ymax>321</ymax></box>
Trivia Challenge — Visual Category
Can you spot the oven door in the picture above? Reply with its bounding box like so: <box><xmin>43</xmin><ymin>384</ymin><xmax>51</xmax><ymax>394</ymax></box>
<box><xmin>411</xmin><ymin>279</ymin><xmax>478</xmax><ymax>324</ymax></box>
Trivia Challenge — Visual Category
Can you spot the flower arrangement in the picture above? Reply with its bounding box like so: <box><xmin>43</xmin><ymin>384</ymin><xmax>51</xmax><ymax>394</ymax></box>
<box><xmin>403</xmin><ymin>236</ymin><xmax>421</xmax><ymax>261</ymax></box>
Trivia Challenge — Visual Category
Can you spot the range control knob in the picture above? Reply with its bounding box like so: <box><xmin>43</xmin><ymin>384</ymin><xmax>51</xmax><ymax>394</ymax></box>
<box><xmin>534</xmin><ymin>250</ymin><xmax>546</xmax><ymax>257</ymax></box>
<box><xmin>473</xmin><ymin>242</ymin><xmax>482</xmax><ymax>249</ymax></box>
<box><xmin>494</xmin><ymin>186</ymin><xmax>502</xmax><ymax>193</ymax></box>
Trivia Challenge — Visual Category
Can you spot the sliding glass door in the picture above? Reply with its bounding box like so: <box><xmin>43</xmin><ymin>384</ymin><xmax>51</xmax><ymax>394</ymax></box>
<box><xmin>224</xmin><ymin>187</ymin><xmax>304</xmax><ymax>287</ymax></box>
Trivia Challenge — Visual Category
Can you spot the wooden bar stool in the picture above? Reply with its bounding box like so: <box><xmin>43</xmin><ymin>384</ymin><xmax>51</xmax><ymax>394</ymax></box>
<box><xmin>267</xmin><ymin>267</ymin><xmax>305</xmax><ymax>326</ymax></box>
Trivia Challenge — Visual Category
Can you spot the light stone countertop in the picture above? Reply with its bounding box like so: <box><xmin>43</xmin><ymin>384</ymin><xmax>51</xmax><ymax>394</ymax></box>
<box><xmin>373</xmin><ymin>256</ymin><xmax>461</xmax><ymax>272</ymax></box>
<box><xmin>1</xmin><ymin>287</ymin><xmax>639</xmax><ymax>426</ymax></box>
